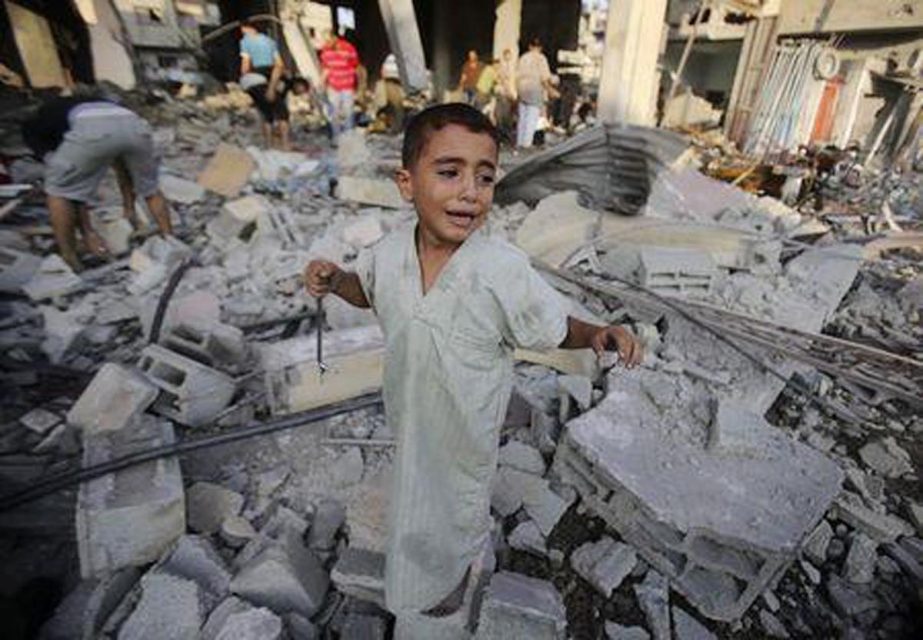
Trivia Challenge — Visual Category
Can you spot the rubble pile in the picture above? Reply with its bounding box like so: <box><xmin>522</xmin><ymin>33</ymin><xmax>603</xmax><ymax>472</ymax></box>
<box><xmin>1</xmin><ymin>93</ymin><xmax>922</xmax><ymax>640</ymax></box>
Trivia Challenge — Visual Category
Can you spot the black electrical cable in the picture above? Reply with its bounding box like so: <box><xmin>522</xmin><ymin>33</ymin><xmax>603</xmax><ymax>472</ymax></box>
<box><xmin>148</xmin><ymin>258</ymin><xmax>193</xmax><ymax>343</ymax></box>
<box><xmin>0</xmin><ymin>393</ymin><xmax>382</xmax><ymax>513</ymax></box>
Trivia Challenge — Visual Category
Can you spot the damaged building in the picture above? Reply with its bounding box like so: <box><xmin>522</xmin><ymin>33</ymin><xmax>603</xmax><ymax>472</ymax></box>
<box><xmin>0</xmin><ymin>0</ymin><xmax>922</xmax><ymax>639</ymax></box>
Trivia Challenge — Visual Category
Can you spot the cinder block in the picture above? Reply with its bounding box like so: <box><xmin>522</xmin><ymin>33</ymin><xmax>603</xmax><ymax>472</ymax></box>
<box><xmin>0</xmin><ymin>246</ymin><xmax>41</xmax><ymax>293</ymax></box>
<box><xmin>553</xmin><ymin>387</ymin><xmax>843</xmax><ymax>621</ymax></box>
<box><xmin>476</xmin><ymin>572</ymin><xmax>567</xmax><ymax>640</ymax></box>
<box><xmin>129</xmin><ymin>235</ymin><xmax>193</xmax><ymax>274</ymax></box>
<box><xmin>160</xmin><ymin>321</ymin><xmax>248</xmax><ymax>373</ymax></box>
<box><xmin>138</xmin><ymin>344</ymin><xmax>236</xmax><ymax>427</ymax></box>
<box><xmin>259</xmin><ymin>325</ymin><xmax>383</xmax><ymax>415</ymax></box>
<box><xmin>67</xmin><ymin>363</ymin><xmax>159</xmax><ymax>435</ymax></box>
<box><xmin>206</xmin><ymin>195</ymin><xmax>269</xmax><ymax>243</ymax></box>
<box><xmin>76</xmin><ymin>416</ymin><xmax>185</xmax><ymax>579</ymax></box>
<box><xmin>638</xmin><ymin>247</ymin><xmax>717</xmax><ymax>294</ymax></box>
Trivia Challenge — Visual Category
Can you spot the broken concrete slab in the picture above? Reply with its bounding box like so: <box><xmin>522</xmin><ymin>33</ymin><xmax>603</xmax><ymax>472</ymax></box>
<box><xmin>638</xmin><ymin>246</ymin><xmax>717</xmax><ymax>295</ymax></box>
<box><xmin>858</xmin><ymin>438</ymin><xmax>914</xmax><ymax>478</ymax></box>
<box><xmin>40</xmin><ymin>567</ymin><xmax>140</xmax><ymax>640</ymax></box>
<box><xmin>186</xmin><ymin>482</ymin><xmax>244</xmax><ymax>535</ymax></box>
<box><xmin>554</xmin><ymin>381</ymin><xmax>844</xmax><ymax>621</ymax></box>
<box><xmin>843</xmin><ymin>533</ymin><xmax>877</xmax><ymax>584</ymax></box>
<box><xmin>784</xmin><ymin>244</ymin><xmax>863</xmax><ymax>328</ymax></box>
<box><xmin>572</xmin><ymin>537</ymin><xmax>637</xmax><ymax>596</ymax></box>
<box><xmin>159</xmin><ymin>535</ymin><xmax>232</xmax><ymax>603</ymax></box>
<box><xmin>0</xmin><ymin>246</ymin><xmax>41</xmax><ymax>293</ymax></box>
<box><xmin>672</xmin><ymin>606</ymin><xmax>716</xmax><ymax>640</ymax></box>
<box><xmin>117</xmin><ymin>572</ymin><xmax>203</xmax><ymax>640</ymax></box>
<box><xmin>499</xmin><ymin>440</ymin><xmax>546</xmax><ymax>476</ymax></box>
<box><xmin>159</xmin><ymin>174</ymin><xmax>206</xmax><ymax>204</ymax></box>
<box><xmin>138</xmin><ymin>344</ymin><xmax>236</xmax><ymax>427</ymax></box>
<box><xmin>558</xmin><ymin>374</ymin><xmax>593</xmax><ymax>411</ymax></box>
<box><xmin>330</xmin><ymin>547</ymin><xmax>386</xmax><ymax>607</ymax></box>
<box><xmin>634</xmin><ymin>570</ymin><xmax>670</xmax><ymax>640</ymax></box>
<box><xmin>40</xmin><ymin>304</ymin><xmax>87</xmax><ymax>363</ymax></box>
<box><xmin>220</xmin><ymin>515</ymin><xmax>257</xmax><ymax>549</ymax></box>
<box><xmin>160</xmin><ymin>321</ymin><xmax>247</xmax><ymax>373</ymax></box>
<box><xmin>803</xmin><ymin>520</ymin><xmax>834</xmax><ymax>564</ymax></box>
<box><xmin>197</xmin><ymin>143</ymin><xmax>255</xmax><ymax>198</ymax></box>
<box><xmin>708</xmin><ymin>400</ymin><xmax>777</xmax><ymax>456</ymax></box>
<box><xmin>307</xmin><ymin>498</ymin><xmax>346</xmax><ymax>551</ymax></box>
<box><xmin>67</xmin><ymin>363</ymin><xmax>159</xmax><ymax>434</ymax></box>
<box><xmin>130</xmin><ymin>235</ymin><xmax>193</xmax><ymax>274</ymax></box>
<box><xmin>230</xmin><ymin>536</ymin><xmax>329</xmax><ymax>619</ymax></box>
<box><xmin>825</xmin><ymin>573</ymin><xmax>879</xmax><ymax>618</ymax></box>
<box><xmin>77</xmin><ymin>416</ymin><xmax>185</xmax><ymax>578</ymax></box>
<box><xmin>22</xmin><ymin>255</ymin><xmax>82</xmax><ymax>301</ymax></box>
<box><xmin>476</xmin><ymin>571</ymin><xmax>567</xmax><ymax>640</ymax></box>
<box><xmin>508</xmin><ymin>520</ymin><xmax>548</xmax><ymax>557</ymax></box>
<box><xmin>206</xmin><ymin>195</ymin><xmax>268</xmax><ymax>244</ymax></box>
<box><xmin>335</xmin><ymin>175</ymin><xmax>406</xmax><ymax>209</ymax></box>
<box><xmin>260</xmin><ymin>325</ymin><xmax>384</xmax><ymax>415</ymax></box>
<box><xmin>214</xmin><ymin>607</ymin><xmax>283</xmax><ymax>640</ymax></box>
<box><xmin>833</xmin><ymin>492</ymin><xmax>914</xmax><ymax>543</ymax></box>
<box><xmin>515</xmin><ymin>191</ymin><xmax>600</xmax><ymax>267</ymax></box>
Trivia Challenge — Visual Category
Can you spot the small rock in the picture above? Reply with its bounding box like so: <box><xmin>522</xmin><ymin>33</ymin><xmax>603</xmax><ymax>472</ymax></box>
<box><xmin>307</xmin><ymin>498</ymin><xmax>346</xmax><ymax>551</ymax></box>
<box><xmin>800</xmin><ymin>560</ymin><xmax>821</xmax><ymax>585</ymax></box>
<box><xmin>498</xmin><ymin>440</ymin><xmax>546</xmax><ymax>475</ymax></box>
<box><xmin>19</xmin><ymin>407</ymin><xmax>61</xmax><ymax>435</ymax></box>
<box><xmin>508</xmin><ymin>519</ymin><xmax>548</xmax><ymax>557</ymax></box>
<box><xmin>159</xmin><ymin>535</ymin><xmax>231</xmax><ymax>603</ymax></box>
<box><xmin>187</xmin><ymin>482</ymin><xmax>244</xmax><ymax>535</ymax></box>
<box><xmin>907</xmin><ymin>501</ymin><xmax>923</xmax><ymax>536</ymax></box>
<box><xmin>759</xmin><ymin>610</ymin><xmax>789</xmax><ymax>639</ymax></box>
<box><xmin>558</xmin><ymin>375</ymin><xmax>593</xmax><ymax>411</ymax></box>
<box><xmin>826</xmin><ymin>574</ymin><xmax>878</xmax><ymax>618</ymax></box>
<box><xmin>284</xmin><ymin>612</ymin><xmax>318</xmax><ymax>640</ymax></box>
<box><xmin>221</xmin><ymin>515</ymin><xmax>257</xmax><ymax>548</ymax></box>
<box><xmin>843</xmin><ymin>533</ymin><xmax>877</xmax><ymax>584</ymax></box>
<box><xmin>827</xmin><ymin>538</ymin><xmax>846</xmax><ymax>560</ymax></box>
<box><xmin>858</xmin><ymin>438</ymin><xmax>913</xmax><ymax>478</ymax></box>
<box><xmin>635</xmin><ymin>571</ymin><xmax>670</xmax><ymax>640</ymax></box>
<box><xmin>215</xmin><ymin>608</ymin><xmax>282</xmax><ymax>640</ymax></box>
<box><xmin>117</xmin><ymin>573</ymin><xmax>203</xmax><ymax>640</ymax></box>
<box><xmin>201</xmin><ymin>597</ymin><xmax>252</xmax><ymax>640</ymax></box>
<box><xmin>572</xmin><ymin>537</ymin><xmax>637</xmax><ymax>597</ymax></box>
<box><xmin>672</xmin><ymin>606</ymin><xmax>715</xmax><ymax>640</ymax></box>
<box><xmin>803</xmin><ymin>520</ymin><xmax>834</xmax><ymax>565</ymax></box>
<box><xmin>762</xmin><ymin>590</ymin><xmax>780</xmax><ymax>613</ymax></box>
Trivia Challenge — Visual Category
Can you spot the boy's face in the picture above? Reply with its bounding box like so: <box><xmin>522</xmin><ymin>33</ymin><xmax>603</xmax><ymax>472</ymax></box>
<box><xmin>397</xmin><ymin>124</ymin><xmax>498</xmax><ymax>248</ymax></box>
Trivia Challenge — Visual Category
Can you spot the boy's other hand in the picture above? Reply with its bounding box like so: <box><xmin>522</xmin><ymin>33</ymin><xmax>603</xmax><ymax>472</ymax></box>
<box><xmin>590</xmin><ymin>326</ymin><xmax>643</xmax><ymax>369</ymax></box>
<box><xmin>305</xmin><ymin>259</ymin><xmax>342</xmax><ymax>297</ymax></box>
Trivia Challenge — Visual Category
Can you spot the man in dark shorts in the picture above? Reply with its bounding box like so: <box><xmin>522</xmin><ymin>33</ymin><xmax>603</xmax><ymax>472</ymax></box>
<box><xmin>239</xmin><ymin>18</ymin><xmax>291</xmax><ymax>149</ymax></box>
<box><xmin>22</xmin><ymin>97</ymin><xmax>173</xmax><ymax>270</ymax></box>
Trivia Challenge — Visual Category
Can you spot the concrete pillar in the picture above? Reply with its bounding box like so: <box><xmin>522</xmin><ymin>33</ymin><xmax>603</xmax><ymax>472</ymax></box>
<box><xmin>493</xmin><ymin>0</ymin><xmax>522</xmax><ymax>61</ymax></box>
<box><xmin>378</xmin><ymin>0</ymin><xmax>428</xmax><ymax>93</ymax></box>
<box><xmin>597</xmin><ymin>0</ymin><xmax>667</xmax><ymax>126</ymax></box>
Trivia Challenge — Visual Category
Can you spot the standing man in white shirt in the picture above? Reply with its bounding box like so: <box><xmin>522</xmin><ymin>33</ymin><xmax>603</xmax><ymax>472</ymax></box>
<box><xmin>515</xmin><ymin>38</ymin><xmax>553</xmax><ymax>149</ymax></box>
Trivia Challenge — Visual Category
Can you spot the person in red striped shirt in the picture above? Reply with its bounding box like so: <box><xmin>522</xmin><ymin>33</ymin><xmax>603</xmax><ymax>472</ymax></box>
<box><xmin>319</xmin><ymin>29</ymin><xmax>359</xmax><ymax>143</ymax></box>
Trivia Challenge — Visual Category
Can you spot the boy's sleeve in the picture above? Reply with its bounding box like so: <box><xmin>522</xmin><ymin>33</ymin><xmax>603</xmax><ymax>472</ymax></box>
<box><xmin>493</xmin><ymin>257</ymin><xmax>569</xmax><ymax>351</ymax></box>
<box><xmin>354</xmin><ymin>246</ymin><xmax>376</xmax><ymax>310</ymax></box>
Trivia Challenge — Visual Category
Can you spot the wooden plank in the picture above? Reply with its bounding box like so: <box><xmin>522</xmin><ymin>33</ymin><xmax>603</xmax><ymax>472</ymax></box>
<box><xmin>4</xmin><ymin>1</ymin><xmax>67</xmax><ymax>88</ymax></box>
<box><xmin>197</xmin><ymin>143</ymin><xmax>255</xmax><ymax>198</ymax></box>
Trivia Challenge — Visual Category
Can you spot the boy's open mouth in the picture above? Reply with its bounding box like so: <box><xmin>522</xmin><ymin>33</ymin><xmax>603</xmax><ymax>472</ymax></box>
<box><xmin>446</xmin><ymin>210</ymin><xmax>478</xmax><ymax>228</ymax></box>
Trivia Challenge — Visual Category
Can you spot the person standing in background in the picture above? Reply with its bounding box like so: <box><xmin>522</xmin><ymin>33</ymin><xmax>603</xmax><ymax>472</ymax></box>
<box><xmin>239</xmin><ymin>18</ymin><xmax>288</xmax><ymax>148</ymax></box>
<box><xmin>458</xmin><ymin>50</ymin><xmax>482</xmax><ymax>106</ymax></box>
<box><xmin>320</xmin><ymin>29</ymin><xmax>360</xmax><ymax>143</ymax></box>
<box><xmin>516</xmin><ymin>38</ymin><xmax>553</xmax><ymax>149</ymax></box>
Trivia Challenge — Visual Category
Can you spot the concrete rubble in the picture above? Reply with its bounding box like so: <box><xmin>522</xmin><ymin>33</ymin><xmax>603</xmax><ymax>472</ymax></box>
<box><xmin>0</xmin><ymin>68</ymin><xmax>921</xmax><ymax>640</ymax></box>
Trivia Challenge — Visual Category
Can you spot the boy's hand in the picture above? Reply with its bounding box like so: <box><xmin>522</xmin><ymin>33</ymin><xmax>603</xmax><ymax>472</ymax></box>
<box><xmin>304</xmin><ymin>259</ymin><xmax>342</xmax><ymax>297</ymax></box>
<box><xmin>590</xmin><ymin>326</ymin><xmax>643</xmax><ymax>369</ymax></box>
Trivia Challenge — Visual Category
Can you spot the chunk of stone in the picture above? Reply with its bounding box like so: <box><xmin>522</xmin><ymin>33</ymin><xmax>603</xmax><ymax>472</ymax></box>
<box><xmin>206</xmin><ymin>195</ymin><xmax>268</xmax><ymax>243</ymax></box>
<box><xmin>130</xmin><ymin>235</ymin><xmax>193</xmax><ymax>273</ymax></box>
<box><xmin>634</xmin><ymin>571</ymin><xmax>671</xmax><ymax>640</ymax></box>
<box><xmin>160</xmin><ymin>174</ymin><xmax>206</xmax><ymax>204</ymax></box>
<box><xmin>476</xmin><ymin>571</ymin><xmax>567</xmax><ymax>640</ymax></box>
<box><xmin>881</xmin><ymin>542</ymin><xmax>923</xmax><ymax>582</ymax></box>
<box><xmin>201</xmin><ymin>597</ymin><xmax>252</xmax><ymax>640</ymax></box>
<box><xmin>330</xmin><ymin>547</ymin><xmax>385</xmax><ymax>607</ymax></box>
<box><xmin>825</xmin><ymin>574</ymin><xmax>878</xmax><ymax>618</ymax></box>
<box><xmin>508</xmin><ymin>520</ymin><xmax>548</xmax><ymax>557</ymax></box>
<box><xmin>22</xmin><ymin>255</ymin><xmax>82</xmax><ymax>301</ymax></box>
<box><xmin>759</xmin><ymin>610</ymin><xmax>790</xmax><ymax>639</ymax></box>
<box><xmin>803</xmin><ymin>520</ymin><xmax>834</xmax><ymax>565</ymax></box>
<box><xmin>19</xmin><ymin>407</ymin><xmax>61</xmax><ymax>435</ymax></box>
<box><xmin>858</xmin><ymin>438</ymin><xmax>913</xmax><ymax>478</ymax></box>
<box><xmin>559</xmin><ymin>375</ymin><xmax>593</xmax><ymax>411</ymax></box>
<box><xmin>215</xmin><ymin>608</ymin><xmax>282</xmax><ymax>640</ymax></box>
<box><xmin>908</xmin><ymin>502</ymin><xmax>923</xmax><ymax>536</ymax></box>
<box><xmin>605</xmin><ymin>623</ymin><xmax>650</xmax><ymax>640</ymax></box>
<box><xmin>308</xmin><ymin>498</ymin><xmax>346</xmax><ymax>551</ymax></box>
<box><xmin>672</xmin><ymin>607</ymin><xmax>716</xmax><ymax>640</ymax></box>
<box><xmin>335</xmin><ymin>176</ymin><xmax>405</xmax><ymax>209</ymax></box>
<box><xmin>77</xmin><ymin>416</ymin><xmax>184</xmax><ymax>578</ymax></box>
<box><xmin>40</xmin><ymin>568</ymin><xmax>140</xmax><ymax>640</ymax></box>
<box><xmin>572</xmin><ymin>537</ymin><xmax>637</xmax><ymax>596</ymax></box>
<box><xmin>843</xmin><ymin>533</ymin><xmax>877</xmax><ymax>584</ymax></box>
<box><xmin>833</xmin><ymin>492</ymin><xmax>914</xmax><ymax>542</ymax></box>
<box><xmin>159</xmin><ymin>535</ymin><xmax>231</xmax><ymax>601</ymax></box>
<box><xmin>186</xmin><ymin>482</ymin><xmax>244</xmax><ymax>534</ymax></box>
<box><xmin>67</xmin><ymin>363</ymin><xmax>159</xmax><ymax>434</ymax></box>
<box><xmin>499</xmin><ymin>440</ymin><xmax>546</xmax><ymax>475</ymax></box>
<box><xmin>221</xmin><ymin>515</ymin><xmax>258</xmax><ymax>549</ymax></box>
<box><xmin>230</xmin><ymin>538</ymin><xmax>329</xmax><ymax>619</ymax></box>
<box><xmin>117</xmin><ymin>573</ymin><xmax>203</xmax><ymax>640</ymax></box>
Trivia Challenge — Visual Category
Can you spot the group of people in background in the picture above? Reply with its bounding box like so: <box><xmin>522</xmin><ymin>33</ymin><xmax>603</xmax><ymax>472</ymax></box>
<box><xmin>456</xmin><ymin>38</ymin><xmax>558</xmax><ymax>150</ymax></box>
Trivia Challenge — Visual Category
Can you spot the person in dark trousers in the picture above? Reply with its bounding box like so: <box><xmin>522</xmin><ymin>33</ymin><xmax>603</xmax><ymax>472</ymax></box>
<box><xmin>239</xmin><ymin>18</ymin><xmax>289</xmax><ymax>149</ymax></box>
<box><xmin>22</xmin><ymin>96</ymin><xmax>173</xmax><ymax>270</ymax></box>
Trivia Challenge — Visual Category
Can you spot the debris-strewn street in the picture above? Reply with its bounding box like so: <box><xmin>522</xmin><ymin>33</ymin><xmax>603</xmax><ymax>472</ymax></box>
<box><xmin>1</xmin><ymin>1</ymin><xmax>922</xmax><ymax>639</ymax></box>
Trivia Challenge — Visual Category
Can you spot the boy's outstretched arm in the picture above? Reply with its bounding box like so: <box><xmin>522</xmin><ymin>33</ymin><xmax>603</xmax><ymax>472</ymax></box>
<box><xmin>559</xmin><ymin>316</ymin><xmax>643</xmax><ymax>369</ymax></box>
<box><xmin>304</xmin><ymin>259</ymin><xmax>370</xmax><ymax>308</ymax></box>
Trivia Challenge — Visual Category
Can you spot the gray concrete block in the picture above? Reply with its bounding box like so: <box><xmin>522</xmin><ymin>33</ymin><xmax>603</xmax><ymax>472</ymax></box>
<box><xmin>215</xmin><ymin>608</ymin><xmax>283</xmax><ymax>640</ymax></box>
<box><xmin>130</xmin><ymin>235</ymin><xmax>193</xmax><ymax>273</ymax></box>
<box><xmin>803</xmin><ymin>520</ymin><xmax>834</xmax><ymax>564</ymax></box>
<box><xmin>499</xmin><ymin>440</ymin><xmax>546</xmax><ymax>476</ymax></box>
<box><xmin>39</xmin><ymin>568</ymin><xmax>140</xmax><ymax>640</ymax></box>
<box><xmin>308</xmin><ymin>498</ymin><xmax>346</xmax><ymax>551</ymax></box>
<box><xmin>476</xmin><ymin>571</ymin><xmax>566</xmax><ymax>640</ymax></box>
<box><xmin>230</xmin><ymin>537</ymin><xmax>329</xmax><ymax>619</ymax></box>
<box><xmin>160</xmin><ymin>321</ymin><xmax>248</xmax><ymax>373</ymax></box>
<box><xmin>638</xmin><ymin>247</ymin><xmax>717</xmax><ymax>294</ymax></box>
<box><xmin>559</xmin><ymin>374</ymin><xmax>593</xmax><ymax>411</ymax></box>
<box><xmin>330</xmin><ymin>547</ymin><xmax>385</xmax><ymax>607</ymax></box>
<box><xmin>67</xmin><ymin>363</ymin><xmax>159</xmax><ymax>435</ymax></box>
<box><xmin>138</xmin><ymin>344</ymin><xmax>236</xmax><ymax>427</ymax></box>
<box><xmin>159</xmin><ymin>535</ymin><xmax>232</xmax><ymax>602</ymax></box>
<box><xmin>186</xmin><ymin>482</ymin><xmax>244</xmax><ymax>534</ymax></box>
<box><xmin>508</xmin><ymin>520</ymin><xmax>548</xmax><ymax>557</ymax></box>
<box><xmin>634</xmin><ymin>570</ymin><xmax>670</xmax><ymax>640</ymax></box>
<box><xmin>205</xmin><ymin>195</ymin><xmax>268</xmax><ymax>243</ymax></box>
<box><xmin>858</xmin><ymin>438</ymin><xmax>913</xmax><ymax>478</ymax></box>
<box><xmin>76</xmin><ymin>416</ymin><xmax>185</xmax><ymax>579</ymax></box>
<box><xmin>572</xmin><ymin>537</ymin><xmax>637</xmax><ymax>596</ymax></box>
<box><xmin>672</xmin><ymin>606</ymin><xmax>716</xmax><ymax>640</ymax></box>
<box><xmin>117</xmin><ymin>573</ymin><xmax>203</xmax><ymax>640</ymax></box>
<box><xmin>843</xmin><ymin>534</ymin><xmax>877</xmax><ymax>584</ymax></box>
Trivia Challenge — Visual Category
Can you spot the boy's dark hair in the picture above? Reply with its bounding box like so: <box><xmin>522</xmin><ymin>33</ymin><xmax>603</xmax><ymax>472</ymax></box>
<box><xmin>401</xmin><ymin>103</ymin><xmax>500</xmax><ymax>168</ymax></box>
